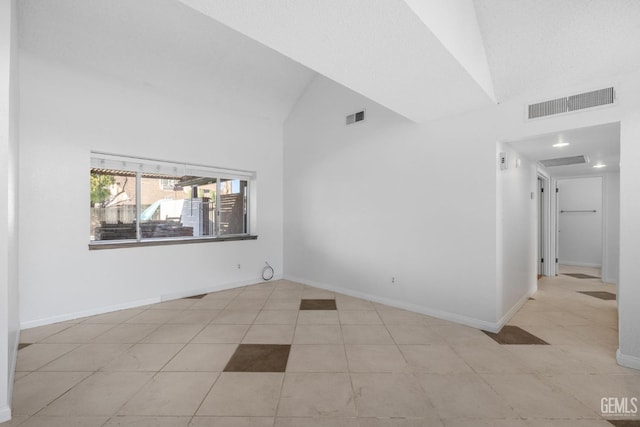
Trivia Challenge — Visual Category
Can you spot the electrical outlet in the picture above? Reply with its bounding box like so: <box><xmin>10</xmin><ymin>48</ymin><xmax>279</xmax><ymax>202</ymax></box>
<box><xmin>237</xmin><ymin>264</ymin><xmax>241</xmax><ymax>269</ymax></box>
<box><xmin>391</xmin><ymin>277</ymin><xmax>396</xmax><ymax>284</ymax></box>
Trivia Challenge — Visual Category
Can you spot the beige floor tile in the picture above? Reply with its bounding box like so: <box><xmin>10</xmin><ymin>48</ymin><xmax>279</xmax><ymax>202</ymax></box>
<box><xmin>338</xmin><ymin>311</ymin><xmax>382</xmax><ymax>325</ymax></box>
<box><xmin>11</xmin><ymin>372</ymin><xmax>91</xmax><ymax>416</ymax></box>
<box><xmin>293</xmin><ymin>325</ymin><xmax>343</xmax><ymax>344</ymax></box>
<box><xmin>342</xmin><ymin>325</ymin><xmax>394</xmax><ymax>345</ymax></box>
<box><xmin>276</xmin><ymin>417</ymin><xmax>359</xmax><ymax>427</ymax></box>
<box><xmin>345</xmin><ymin>345</ymin><xmax>408</xmax><ymax>373</ymax></box>
<box><xmin>358</xmin><ymin>419</ymin><xmax>444</xmax><ymax>427</ymax></box>
<box><xmin>39</xmin><ymin>372</ymin><xmax>153</xmax><ymax>416</ymax></box>
<box><xmin>19</xmin><ymin>323</ymin><xmax>74</xmax><ymax>344</ymax></box>
<box><xmin>520</xmin><ymin>325</ymin><xmax>591</xmax><ymax>346</ymax></box>
<box><xmin>254</xmin><ymin>310</ymin><xmax>299</xmax><ymax>325</ymax></box>
<box><xmin>101</xmin><ymin>343</ymin><xmax>184</xmax><ymax>371</ymax></box>
<box><xmin>147</xmin><ymin>299</ymin><xmax>197</xmax><ymax>310</ymax></box>
<box><xmin>191</xmin><ymin>298</ymin><xmax>233</xmax><ymax>310</ymax></box>
<box><xmin>82</xmin><ymin>309</ymin><xmax>145</xmax><ymax>324</ymax></box>
<box><xmin>15</xmin><ymin>343</ymin><xmax>79</xmax><ymax>371</ymax></box>
<box><xmin>140</xmin><ymin>324</ymin><xmax>204</xmax><ymax>343</ymax></box>
<box><xmin>302</xmin><ymin>289</ymin><xmax>335</xmax><ymax>299</ymax></box>
<box><xmin>399</xmin><ymin>345</ymin><xmax>473</xmax><ymax>374</ymax></box>
<box><xmin>262</xmin><ymin>298</ymin><xmax>302</xmax><ymax>310</ymax></box>
<box><xmin>416</xmin><ymin>373</ymin><xmax>515</xmax><ymax>420</ymax></box>
<box><xmin>386</xmin><ymin>324</ymin><xmax>445</xmax><ymax>345</ymax></box>
<box><xmin>162</xmin><ymin>343</ymin><xmax>237</xmax><ymax>371</ymax></box>
<box><xmin>502</xmin><ymin>345</ymin><xmax>594</xmax><ymax>374</ymax></box>
<box><xmin>191</xmin><ymin>417</ymin><xmax>275</xmax><ymax>426</ymax></box>
<box><xmin>197</xmin><ymin>372</ymin><xmax>283</xmax><ymax>416</ymax></box>
<box><xmin>41</xmin><ymin>324</ymin><xmax>116</xmax><ymax>343</ymax></box>
<box><xmin>212</xmin><ymin>310</ymin><xmax>260</xmax><ymax>324</ymax></box>
<box><xmin>124</xmin><ymin>310</ymin><xmax>185</xmax><ymax>324</ymax></box>
<box><xmin>270</xmin><ymin>289</ymin><xmax>304</xmax><ymax>299</ymax></box>
<box><xmin>351</xmin><ymin>373</ymin><xmax>431</xmax><ymax>418</ymax></box>
<box><xmin>119</xmin><ymin>372</ymin><xmax>217</xmax><ymax>416</ymax></box>
<box><xmin>430</xmin><ymin>324</ymin><xmax>489</xmax><ymax>343</ymax></box>
<box><xmin>192</xmin><ymin>324</ymin><xmax>250</xmax><ymax>344</ymax></box>
<box><xmin>376</xmin><ymin>309</ymin><xmax>427</xmax><ymax>325</ymax></box>
<box><xmin>450</xmin><ymin>343</ymin><xmax>531</xmax><ymax>374</ymax></box>
<box><xmin>166</xmin><ymin>309</ymin><xmax>221</xmax><ymax>324</ymax></box>
<box><xmin>18</xmin><ymin>416</ymin><xmax>110</xmax><ymax>427</ymax></box>
<box><xmin>286</xmin><ymin>345</ymin><xmax>348</xmax><ymax>373</ymax></box>
<box><xmin>442</xmin><ymin>420</ymin><xmax>527</xmax><ymax>427</ymax></box>
<box><xmin>481</xmin><ymin>373</ymin><xmax>598</xmax><ymax>418</ymax></box>
<box><xmin>104</xmin><ymin>416</ymin><xmax>191</xmax><ymax>426</ymax></box>
<box><xmin>237</xmin><ymin>289</ymin><xmax>273</xmax><ymax>299</ymax></box>
<box><xmin>225</xmin><ymin>299</ymin><xmax>267</xmax><ymax>311</ymax></box>
<box><xmin>242</xmin><ymin>324</ymin><xmax>295</xmax><ymax>344</ymax></box>
<box><xmin>92</xmin><ymin>324</ymin><xmax>159</xmax><ymax>344</ymax></box>
<box><xmin>523</xmin><ymin>420</ymin><xmax>614</xmax><ymax>427</ymax></box>
<box><xmin>40</xmin><ymin>343</ymin><xmax>131</xmax><ymax>371</ymax></box>
<box><xmin>335</xmin><ymin>296</ymin><xmax>375</xmax><ymax>311</ymax></box>
<box><xmin>297</xmin><ymin>311</ymin><xmax>340</xmax><ymax>325</ymax></box>
<box><xmin>544</xmin><ymin>372</ymin><xmax>640</xmax><ymax>415</ymax></box>
<box><xmin>559</xmin><ymin>344</ymin><xmax>640</xmax><ymax>374</ymax></box>
<box><xmin>277</xmin><ymin>373</ymin><xmax>356</xmax><ymax>417</ymax></box>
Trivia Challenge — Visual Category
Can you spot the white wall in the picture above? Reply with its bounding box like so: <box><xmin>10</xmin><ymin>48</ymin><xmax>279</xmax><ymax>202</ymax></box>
<box><xmin>496</xmin><ymin>144</ymin><xmax>537</xmax><ymax>323</ymax></box>
<box><xmin>284</xmin><ymin>71</ymin><xmax>640</xmax><ymax>334</ymax></box>
<box><xmin>557</xmin><ymin>177</ymin><xmax>603</xmax><ymax>267</ymax></box>
<box><xmin>18</xmin><ymin>53</ymin><xmax>284</xmax><ymax>327</ymax></box>
<box><xmin>618</xmin><ymin>111</ymin><xmax>640</xmax><ymax>370</ymax></box>
<box><xmin>284</xmin><ymin>76</ymin><xmax>500</xmax><ymax>329</ymax></box>
<box><xmin>603</xmin><ymin>172</ymin><xmax>620</xmax><ymax>284</ymax></box>
<box><xmin>0</xmin><ymin>0</ymin><xmax>20</xmax><ymax>421</ymax></box>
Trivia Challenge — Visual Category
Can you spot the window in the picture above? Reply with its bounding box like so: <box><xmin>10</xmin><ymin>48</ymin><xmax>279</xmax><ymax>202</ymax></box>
<box><xmin>90</xmin><ymin>153</ymin><xmax>253</xmax><ymax>247</ymax></box>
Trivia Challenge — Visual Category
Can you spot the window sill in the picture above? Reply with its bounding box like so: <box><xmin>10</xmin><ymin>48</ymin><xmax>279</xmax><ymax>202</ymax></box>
<box><xmin>89</xmin><ymin>234</ymin><xmax>258</xmax><ymax>250</ymax></box>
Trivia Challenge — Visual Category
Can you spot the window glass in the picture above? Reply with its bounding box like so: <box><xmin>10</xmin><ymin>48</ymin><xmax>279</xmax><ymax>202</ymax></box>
<box><xmin>219</xmin><ymin>179</ymin><xmax>248</xmax><ymax>235</ymax></box>
<box><xmin>90</xmin><ymin>170</ymin><xmax>137</xmax><ymax>241</ymax></box>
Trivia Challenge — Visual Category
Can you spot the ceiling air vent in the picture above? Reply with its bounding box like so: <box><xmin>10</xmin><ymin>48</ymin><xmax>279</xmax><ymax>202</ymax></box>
<box><xmin>528</xmin><ymin>87</ymin><xmax>615</xmax><ymax>120</ymax></box>
<box><xmin>539</xmin><ymin>155</ymin><xmax>587</xmax><ymax>168</ymax></box>
<box><xmin>346</xmin><ymin>110</ymin><xmax>365</xmax><ymax>125</ymax></box>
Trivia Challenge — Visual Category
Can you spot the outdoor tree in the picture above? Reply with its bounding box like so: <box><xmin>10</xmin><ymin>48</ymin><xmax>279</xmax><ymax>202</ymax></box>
<box><xmin>90</xmin><ymin>173</ymin><xmax>115</xmax><ymax>207</ymax></box>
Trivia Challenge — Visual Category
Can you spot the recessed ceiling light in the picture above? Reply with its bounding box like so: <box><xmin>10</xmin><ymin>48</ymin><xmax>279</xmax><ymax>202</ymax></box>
<box><xmin>552</xmin><ymin>142</ymin><xmax>570</xmax><ymax>148</ymax></box>
<box><xmin>593</xmin><ymin>163</ymin><xmax>606</xmax><ymax>168</ymax></box>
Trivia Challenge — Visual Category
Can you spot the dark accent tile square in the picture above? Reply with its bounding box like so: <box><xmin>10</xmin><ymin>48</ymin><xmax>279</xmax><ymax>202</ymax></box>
<box><xmin>528</xmin><ymin>297</ymin><xmax>535</xmax><ymax>301</ymax></box>
<box><xmin>607</xmin><ymin>420</ymin><xmax>640</xmax><ymax>426</ymax></box>
<box><xmin>18</xmin><ymin>343</ymin><xmax>32</xmax><ymax>350</ymax></box>
<box><xmin>224</xmin><ymin>344</ymin><xmax>291</xmax><ymax>372</ymax></box>
<box><xmin>482</xmin><ymin>325</ymin><xmax>549</xmax><ymax>345</ymax></box>
<box><xmin>579</xmin><ymin>291</ymin><xmax>616</xmax><ymax>300</ymax></box>
<box><xmin>184</xmin><ymin>294</ymin><xmax>207</xmax><ymax>299</ymax></box>
<box><xmin>300</xmin><ymin>299</ymin><xmax>337</xmax><ymax>310</ymax></box>
<box><xmin>564</xmin><ymin>273</ymin><xmax>600</xmax><ymax>279</ymax></box>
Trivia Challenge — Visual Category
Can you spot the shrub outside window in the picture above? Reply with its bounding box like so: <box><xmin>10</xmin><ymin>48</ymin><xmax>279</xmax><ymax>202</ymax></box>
<box><xmin>90</xmin><ymin>153</ymin><xmax>252</xmax><ymax>245</ymax></box>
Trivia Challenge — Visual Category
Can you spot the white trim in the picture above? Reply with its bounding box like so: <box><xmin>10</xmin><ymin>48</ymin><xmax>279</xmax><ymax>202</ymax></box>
<box><xmin>20</xmin><ymin>275</ymin><xmax>282</xmax><ymax>329</ymax></box>
<box><xmin>558</xmin><ymin>261</ymin><xmax>602</xmax><ymax>268</ymax></box>
<box><xmin>8</xmin><ymin>329</ymin><xmax>19</xmax><ymax>405</ymax></box>
<box><xmin>285</xmin><ymin>275</ymin><xmax>502</xmax><ymax>333</ymax></box>
<box><xmin>0</xmin><ymin>405</ymin><xmax>11</xmax><ymax>423</ymax></box>
<box><xmin>495</xmin><ymin>290</ymin><xmax>535</xmax><ymax>331</ymax></box>
<box><xmin>617</xmin><ymin>349</ymin><xmax>640</xmax><ymax>371</ymax></box>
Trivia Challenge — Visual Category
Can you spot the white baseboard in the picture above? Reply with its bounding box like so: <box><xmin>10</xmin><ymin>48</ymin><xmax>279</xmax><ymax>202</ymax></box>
<box><xmin>285</xmin><ymin>275</ymin><xmax>501</xmax><ymax>332</ymax></box>
<box><xmin>558</xmin><ymin>261</ymin><xmax>602</xmax><ymax>268</ymax></box>
<box><xmin>0</xmin><ymin>405</ymin><xmax>11</xmax><ymax>423</ymax></box>
<box><xmin>20</xmin><ymin>275</ymin><xmax>282</xmax><ymax>330</ymax></box>
<box><xmin>8</xmin><ymin>329</ymin><xmax>19</xmax><ymax>404</ymax></box>
<box><xmin>495</xmin><ymin>290</ymin><xmax>535</xmax><ymax>331</ymax></box>
<box><xmin>617</xmin><ymin>349</ymin><xmax>640</xmax><ymax>371</ymax></box>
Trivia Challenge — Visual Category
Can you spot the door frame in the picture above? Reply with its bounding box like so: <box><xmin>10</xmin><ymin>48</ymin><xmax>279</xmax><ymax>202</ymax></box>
<box><xmin>537</xmin><ymin>169</ymin><xmax>555</xmax><ymax>277</ymax></box>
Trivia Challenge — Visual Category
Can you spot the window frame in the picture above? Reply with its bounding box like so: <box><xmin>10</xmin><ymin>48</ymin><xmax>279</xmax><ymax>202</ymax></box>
<box><xmin>89</xmin><ymin>152</ymin><xmax>256</xmax><ymax>249</ymax></box>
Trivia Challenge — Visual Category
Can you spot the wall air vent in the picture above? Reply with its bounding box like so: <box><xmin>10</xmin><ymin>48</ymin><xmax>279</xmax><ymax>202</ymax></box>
<box><xmin>346</xmin><ymin>110</ymin><xmax>365</xmax><ymax>125</ymax></box>
<box><xmin>528</xmin><ymin>87</ymin><xmax>615</xmax><ymax>120</ymax></box>
<box><xmin>539</xmin><ymin>155</ymin><xmax>587</xmax><ymax>168</ymax></box>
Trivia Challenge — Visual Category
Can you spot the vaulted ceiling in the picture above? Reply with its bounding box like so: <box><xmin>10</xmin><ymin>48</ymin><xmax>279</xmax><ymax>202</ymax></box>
<box><xmin>17</xmin><ymin>0</ymin><xmax>640</xmax><ymax>123</ymax></box>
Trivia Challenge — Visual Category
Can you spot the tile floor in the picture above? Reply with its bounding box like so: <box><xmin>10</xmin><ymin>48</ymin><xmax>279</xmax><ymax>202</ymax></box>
<box><xmin>4</xmin><ymin>267</ymin><xmax>639</xmax><ymax>426</ymax></box>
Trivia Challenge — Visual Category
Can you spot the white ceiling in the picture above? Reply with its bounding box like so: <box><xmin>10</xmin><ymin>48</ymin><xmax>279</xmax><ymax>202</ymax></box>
<box><xmin>17</xmin><ymin>0</ymin><xmax>317</xmax><ymax>121</ymax></box>
<box><xmin>507</xmin><ymin>122</ymin><xmax>620</xmax><ymax>177</ymax></box>
<box><xmin>474</xmin><ymin>0</ymin><xmax>640</xmax><ymax>101</ymax></box>
<box><xmin>176</xmin><ymin>0</ymin><xmax>496</xmax><ymax>123</ymax></box>
<box><xmin>16</xmin><ymin>0</ymin><xmax>640</xmax><ymax>124</ymax></box>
